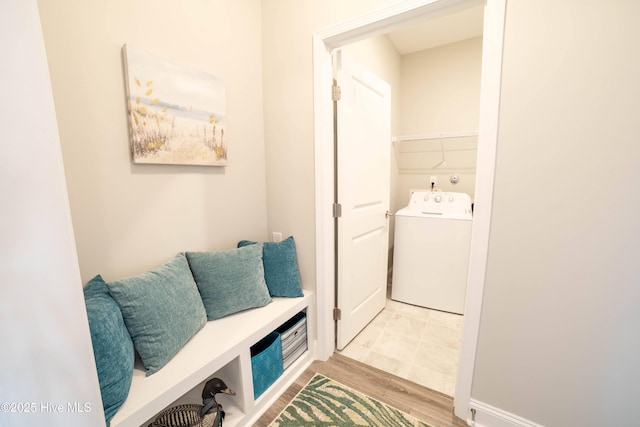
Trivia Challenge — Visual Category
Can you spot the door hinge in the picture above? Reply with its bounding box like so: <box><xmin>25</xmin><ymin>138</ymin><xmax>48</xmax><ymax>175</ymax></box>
<box><xmin>332</xmin><ymin>203</ymin><xmax>342</xmax><ymax>218</ymax></box>
<box><xmin>332</xmin><ymin>85</ymin><xmax>341</xmax><ymax>101</ymax></box>
<box><xmin>333</xmin><ymin>307</ymin><xmax>342</xmax><ymax>321</ymax></box>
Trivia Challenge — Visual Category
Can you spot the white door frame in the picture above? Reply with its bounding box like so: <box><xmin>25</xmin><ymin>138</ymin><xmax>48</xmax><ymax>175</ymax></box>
<box><xmin>312</xmin><ymin>0</ymin><xmax>505</xmax><ymax>421</ymax></box>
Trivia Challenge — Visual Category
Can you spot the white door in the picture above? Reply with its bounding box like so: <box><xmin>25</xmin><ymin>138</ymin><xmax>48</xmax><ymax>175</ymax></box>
<box><xmin>335</xmin><ymin>50</ymin><xmax>391</xmax><ymax>350</ymax></box>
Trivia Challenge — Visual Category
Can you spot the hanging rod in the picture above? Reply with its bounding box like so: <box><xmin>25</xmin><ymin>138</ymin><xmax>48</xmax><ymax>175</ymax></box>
<box><xmin>391</xmin><ymin>130</ymin><xmax>478</xmax><ymax>143</ymax></box>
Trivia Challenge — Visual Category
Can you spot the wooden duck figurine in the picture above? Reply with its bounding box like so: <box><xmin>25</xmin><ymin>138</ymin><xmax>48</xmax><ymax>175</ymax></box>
<box><xmin>148</xmin><ymin>378</ymin><xmax>236</xmax><ymax>427</ymax></box>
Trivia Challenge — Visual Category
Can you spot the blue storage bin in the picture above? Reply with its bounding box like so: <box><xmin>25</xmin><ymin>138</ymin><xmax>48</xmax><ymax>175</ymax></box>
<box><xmin>250</xmin><ymin>331</ymin><xmax>283</xmax><ymax>399</ymax></box>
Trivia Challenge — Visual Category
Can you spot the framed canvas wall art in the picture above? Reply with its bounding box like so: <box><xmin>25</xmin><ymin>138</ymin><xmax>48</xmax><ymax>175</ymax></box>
<box><xmin>123</xmin><ymin>44</ymin><xmax>227</xmax><ymax>166</ymax></box>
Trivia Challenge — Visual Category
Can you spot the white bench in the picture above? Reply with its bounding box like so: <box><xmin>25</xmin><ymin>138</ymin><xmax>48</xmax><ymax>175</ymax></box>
<box><xmin>110</xmin><ymin>290</ymin><xmax>315</xmax><ymax>427</ymax></box>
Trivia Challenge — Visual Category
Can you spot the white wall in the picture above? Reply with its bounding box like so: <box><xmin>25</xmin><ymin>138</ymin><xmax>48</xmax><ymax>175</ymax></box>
<box><xmin>472</xmin><ymin>1</ymin><xmax>640</xmax><ymax>425</ymax></box>
<box><xmin>37</xmin><ymin>0</ymin><xmax>268</xmax><ymax>282</ymax></box>
<box><xmin>0</xmin><ymin>1</ymin><xmax>104</xmax><ymax>425</ymax></box>
<box><xmin>399</xmin><ymin>37</ymin><xmax>482</xmax><ymax>135</ymax></box>
<box><xmin>395</xmin><ymin>37</ymin><xmax>482</xmax><ymax>210</ymax></box>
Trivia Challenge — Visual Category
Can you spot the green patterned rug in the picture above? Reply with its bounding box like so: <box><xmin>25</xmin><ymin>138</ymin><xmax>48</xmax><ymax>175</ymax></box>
<box><xmin>269</xmin><ymin>373</ymin><xmax>431</xmax><ymax>427</ymax></box>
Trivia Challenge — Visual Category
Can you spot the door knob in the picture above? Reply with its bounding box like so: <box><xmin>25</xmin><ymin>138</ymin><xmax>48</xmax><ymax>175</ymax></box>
<box><xmin>385</xmin><ymin>210</ymin><xmax>393</xmax><ymax>218</ymax></box>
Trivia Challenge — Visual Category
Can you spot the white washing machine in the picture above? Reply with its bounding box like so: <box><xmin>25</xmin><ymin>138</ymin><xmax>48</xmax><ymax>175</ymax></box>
<box><xmin>391</xmin><ymin>190</ymin><xmax>472</xmax><ymax>314</ymax></box>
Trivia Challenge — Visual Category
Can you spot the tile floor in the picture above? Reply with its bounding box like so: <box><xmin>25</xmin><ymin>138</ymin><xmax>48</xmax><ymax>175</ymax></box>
<box><xmin>338</xmin><ymin>294</ymin><xmax>463</xmax><ymax>396</ymax></box>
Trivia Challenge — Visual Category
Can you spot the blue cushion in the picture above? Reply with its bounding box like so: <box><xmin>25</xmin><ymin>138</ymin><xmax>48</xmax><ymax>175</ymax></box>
<box><xmin>186</xmin><ymin>244</ymin><xmax>272</xmax><ymax>320</ymax></box>
<box><xmin>83</xmin><ymin>275</ymin><xmax>134</xmax><ymax>425</ymax></box>
<box><xmin>238</xmin><ymin>236</ymin><xmax>303</xmax><ymax>297</ymax></box>
<box><xmin>106</xmin><ymin>253</ymin><xmax>207</xmax><ymax>376</ymax></box>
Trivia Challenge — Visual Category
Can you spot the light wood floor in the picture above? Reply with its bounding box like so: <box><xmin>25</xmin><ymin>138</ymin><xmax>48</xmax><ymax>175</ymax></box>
<box><xmin>253</xmin><ymin>353</ymin><xmax>468</xmax><ymax>427</ymax></box>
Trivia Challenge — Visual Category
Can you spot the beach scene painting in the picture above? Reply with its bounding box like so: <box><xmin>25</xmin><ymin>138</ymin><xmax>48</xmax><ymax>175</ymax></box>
<box><xmin>123</xmin><ymin>44</ymin><xmax>227</xmax><ymax>166</ymax></box>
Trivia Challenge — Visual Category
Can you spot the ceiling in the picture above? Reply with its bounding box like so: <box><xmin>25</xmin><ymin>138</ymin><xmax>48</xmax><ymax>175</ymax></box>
<box><xmin>386</xmin><ymin>5</ymin><xmax>484</xmax><ymax>55</ymax></box>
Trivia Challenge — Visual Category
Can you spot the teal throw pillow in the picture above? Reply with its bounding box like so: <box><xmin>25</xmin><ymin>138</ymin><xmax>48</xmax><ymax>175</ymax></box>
<box><xmin>238</xmin><ymin>236</ymin><xmax>303</xmax><ymax>298</ymax></box>
<box><xmin>106</xmin><ymin>253</ymin><xmax>207</xmax><ymax>376</ymax></box>
<box><xmin>83</xmin><ymin>275</ymin><xmax>134</xmax><ymax>425</ymax></box>
<box><xmin>186</xmin><ymin>244</ymin><xmax>272</xmax><ymax>320</ymax></box>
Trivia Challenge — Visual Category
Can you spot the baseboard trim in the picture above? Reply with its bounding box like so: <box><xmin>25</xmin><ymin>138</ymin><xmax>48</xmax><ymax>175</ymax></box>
<box><xmin>469</xmin><ymin>399</ymin><xmax>543</xmax><ymax>427</ymax></box>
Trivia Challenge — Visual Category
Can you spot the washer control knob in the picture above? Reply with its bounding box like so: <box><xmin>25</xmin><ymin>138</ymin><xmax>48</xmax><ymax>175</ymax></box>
<box><xmin>434</xmin><ymin>195</ymin><xmax>442</xmax><ymax>203</ymax></box>
<box><xmin>449</xmin><ymin>196</ymin><xmax>454</xmax><ymax>202</ymax></box>
<box><xmin>423</xmin><ymin>195</ymin><xmax>429</xmax><ymax>201</ymax></box>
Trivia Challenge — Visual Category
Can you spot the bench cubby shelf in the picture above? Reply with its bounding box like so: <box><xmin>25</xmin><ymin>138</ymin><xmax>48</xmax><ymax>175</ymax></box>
<box><xmin>111</xmin><ymin>290</ymin><xmax>315</xmax><ymax>427</ymax></box>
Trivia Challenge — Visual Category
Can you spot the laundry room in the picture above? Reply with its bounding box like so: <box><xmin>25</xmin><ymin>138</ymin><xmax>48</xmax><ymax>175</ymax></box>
<box><xmin>336</xmin><ymin>8</ymin><xmax>483</xmax><ymax>397</ymax></box>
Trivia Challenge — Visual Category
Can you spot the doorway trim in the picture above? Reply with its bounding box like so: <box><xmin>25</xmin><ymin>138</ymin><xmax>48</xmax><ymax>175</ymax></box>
<box><xmin>312</xmin><ymin>0</ymin><xmax>506</xmax><ymax>421</ymax></box>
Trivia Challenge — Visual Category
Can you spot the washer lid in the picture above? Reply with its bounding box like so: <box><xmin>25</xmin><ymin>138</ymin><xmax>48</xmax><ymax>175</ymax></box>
<box><xmin>396</xmin><ymin>191</ymin><xmax>472</xmax><ymax>220</ymax></box>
